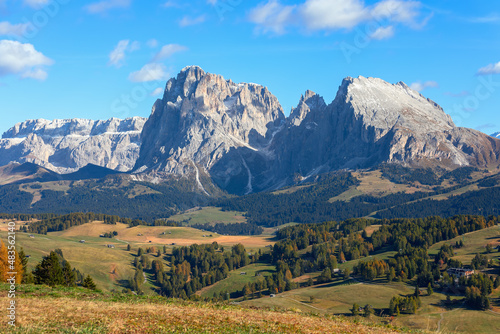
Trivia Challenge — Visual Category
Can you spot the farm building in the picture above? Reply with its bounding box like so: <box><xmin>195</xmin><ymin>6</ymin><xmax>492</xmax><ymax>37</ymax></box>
<box><xmin>447</xmin><ymin>268</ymin><xmax>474</xmax><ymax>278</ymax></box>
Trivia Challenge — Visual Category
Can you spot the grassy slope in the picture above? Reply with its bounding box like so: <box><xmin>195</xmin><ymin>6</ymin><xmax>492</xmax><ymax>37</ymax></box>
<box><xmin>0</xmin><ymin>220</ymin><xmax>274</xmax><ymax>293</ymax></box>
<box><xmin>198</xmin><ymin>263</ymin><xmax>275</xmax><ymax>298</ymax></box>
<box><xmin>0</xmin><ymin>285</ymin><xmax>402</xmax><ymax>334</ymax></box>
<box><xmin>0</xmin><ymin>227</ymin><xmax>166</xmax><ymax>293</ymax></box>
<box><xmin>242</xmin><ymin>278</ymin><xmax>500</xmax><ymax>333</ymax></box>
<box><xmin>168</xmin><ymin>206</ymin><xmax>247</xmax><ymax>226</ymax></box>
<box><xmin>428</xmin><ymin>224</ymin><xmax>500</xmax><ymax>265</ymax></box>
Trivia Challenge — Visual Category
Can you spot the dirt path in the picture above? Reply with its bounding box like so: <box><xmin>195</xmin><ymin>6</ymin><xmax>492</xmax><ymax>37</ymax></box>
<box><xmin>436</xmin><ymin>301</ymin><xmax>466</xmax><ymax>332</ymax></box>
<box><xmin>278</xmin><ymin>296</ymin><xmax>325</xmax><ymax>312</ymax></box>
<box><xmin>436</xmin><ymin>312</ymin><xmax>444</xmax><ymax>332</ymax></box>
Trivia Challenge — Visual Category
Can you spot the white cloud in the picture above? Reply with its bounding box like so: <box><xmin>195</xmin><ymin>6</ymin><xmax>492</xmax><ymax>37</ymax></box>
<box><xmin>21</xmin><ymin>68</ymin><xmax>48</xmax><ymax>80</ymax></box>
<box><xmin>129</xmin><ymin>63</ymin><xmax>169</xmax><ymax>82</ymax></box>
<box><xmin>85</xmin><ymin>0</ymin><xmax>131</xmax><ymax>14</ymax></box>
<box><xmin>477</xmin><ymin>61</ymin><xmax>500</xmax><ymax>75</ymax></box>
<box><xmin>300</xmin><ymin>0</ymin><xmax>367</xmax><ymax>30</ymax></box>
<box><xmin>23</xmin><ymin>0</ymin><xmax>50</xmax><ymax>9</ymax></box>
<box><xmin>249</xmin><ymin>0</ymin><xmax>427</xmax><ymax>36</ymax></box>
<box><xmin>467</xmin><ymin>14</ymin><xmax>500</xmax><ymax>24</ymax></box>
<box><xmin>179</xmin><ymin>15</ymin><xmax>206</xmax><ymax>27</ymax></box>
<box><xmin>249</xmin><ymin>0</ymin><xmax>296</xmax><ymax>34</ymax></box>
<box><xmin>371</xmin><ymin>0</ymin><xmax>421</xmax><ymax>25</ymax></box>
<box><xmin>0</xmin><ymin>40</ymin><xmax>53</xmax><ymax>81</ymax></box>
<box><xmin>150</xmin><ymin>87</ymin><xmax>164</xmax><ymax>96</ymax></box>
<box><xmin>369</xmin><ymin>25</ymin><xmax>394</xmax><ymax>40</ymax></box>
<box><xmin>152</xmin><ymin>44</ymin><xmax>188</xmax><ymax>62</ymax></box>
<box><xmin>0</xmin><ymin>21</ymin><xmax>31</xmax><ymax>37</ymax></box>
<box><xmin>162</xmin><ymin>1</ymin><xmax>181</xmax><ymax>8</ymax></box>
<box><xmin>108</xmin><ymin>40</ymin><xmax>140</xmax><ymax>68</ymax></box>
<box><xmin>410</xmin><ymin>81</ymin><xmax>438</xmax><ymax>92</ymax></box>
<box><xmin>147</xmin><ymin>39</ymin><xmax>158</xmax><ymax>48</ymax></box>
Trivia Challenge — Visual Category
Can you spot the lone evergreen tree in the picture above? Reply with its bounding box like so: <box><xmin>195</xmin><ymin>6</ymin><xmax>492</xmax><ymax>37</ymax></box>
<box><xmin>82</xmin><ymin>275</ymin><xmax>97</xmax><ymax>290</ymax></box>
<box><xmin>427</xmin><ymin>283</ymin><xmax>433</xmax><ymax>296</ymax></box>
<box><xmin>351</xmin><ymin>303</ymin><xmax>360</xmax><ymax>316</ymax></box>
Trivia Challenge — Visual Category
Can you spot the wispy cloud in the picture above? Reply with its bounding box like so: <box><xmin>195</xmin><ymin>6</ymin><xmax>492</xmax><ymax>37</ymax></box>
<box><xmin>147</xmin><ymin>39</ymin><xmax>159</xmax><ymax>48</ymax></box>
<box><xmin>150</xmin><ymin>87</ymin><xmax>164</xmax><ymax>96</ymax></box>
<box><xmin>152</xmin><ymin>44</ymin><xmax>188</xmax><ymax>62</ymax></box>
<box><xmin>410</xmin><ymin>80</ymin><xmax>439</xmax><ymax>92</ymax></box>
<box><xmin>0</xmin><ymin>40</ymin><xmax>54</xmax><ymax>81</ymax></box>
<box><xmin>477</xmin><ymin>61</ymin><xmax>500</xmax><ymax>76</ymax></box>
<box><xmin>249</xmin><ymin>0</ymin><xmax>429</xmax><ymax>37</ymax></box>
<box><xmin>85</xmin><ymin>0</ymin><xmax>132</xmax><ymax>14</ymax></box>
<box><xmin>23</xmin><ymin>0</ymin><xmax>50</xmax><ymax>9</ymax></box>
<box><xmin>466</xmin><ymin>14</ymin><xmax>500</xmax><ymax>24</ymax></box>
<box><xmin>249</xmin><ymin>1</ymin><xmax>296</xmax><ymax>35</ymax></box>
<box><xmin>444</xmin><ymin>91</ymin><xmax>470</xmax><ymax>98</ymax></box>
<box><xmin>162</xmin><ymin>1</ymin><xmax>181</xmax><ymax>8</ymax></box>
<box><xmin>129</xmin><ymin>63</ymin><xmax>170</xmax><ymax>82</ymax></box>
<box><xmin>108</xmin><ymin>40</ymin><xmax>140</xmax><ymax>68</ymax></box>
<box><xmin>0</xmin><ymin>21</ymin><xmax>31</xmax><ymax>38</ymax></box>
<box><xmin>476</xmin><ymin>123</ymin><xmax>496</xmax><ymax>131</ymax></box>
<box><xmin>369</xmin><ymin>25</ymin><xmax>394</xmax><ymax>40</ymax></box>
<box><xmin>179</xmin><ymin>15</ymin><xmax>206</xmax><ymax>27</ymax></box>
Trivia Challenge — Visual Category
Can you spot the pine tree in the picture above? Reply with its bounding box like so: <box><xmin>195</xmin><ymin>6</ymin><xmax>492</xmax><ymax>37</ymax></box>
<box><xmin>389</xmin><ymin>297</ymin><xmax>396</xmax><ymax>315</ymax></box>
<box><xmin>363</xmin><ymin>304</ymin><xmax>374</xmax><ymax>317</ymax></box>
<box><xmin>62</xmin><ymin>261</ymin><xmax>76</xmax><ymax>287</ymax></box>
<box><xmin>126</xmin><ymin>244</ymin><xmax>131</xmax><ymax>251</ymax></box>
<box><xmin>18</xmin><ymin>248</ymin><xmax>30</xmax><ymax>283</ymax></box>
<box><xmin>33</xmin><ymin>251</ymin><xmax>64</xmax><ymax>286</ymax></box>
<box><xmin>387</xmin><ymin>267</ymin><xmax>396</xmax><ymax>282</ymax></box>
<box><xmin>427</xmin><ymin>283</ymin><xmax>433</xmax><ymax>296</ymax></box>
<box><xmin>82</xmin><ymin>275</ymin><xmax>97</xmax><ymax>290</ymax></box>
<box><xmin>414</xmin><ymin>285</ymin><xmax>421</xmax><ymax>297</ymax></box>
<box><xmin>351</xmin><ymin>303</ymin><xmax>360</xmax><ymax>316</ymax></box>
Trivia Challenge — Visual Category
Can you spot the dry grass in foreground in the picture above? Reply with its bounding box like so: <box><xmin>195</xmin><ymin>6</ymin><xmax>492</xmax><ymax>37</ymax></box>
<box><xmin>0</xmin><ymin>286</ymin><xmax>404</xmax><ymax>334</ymax></box>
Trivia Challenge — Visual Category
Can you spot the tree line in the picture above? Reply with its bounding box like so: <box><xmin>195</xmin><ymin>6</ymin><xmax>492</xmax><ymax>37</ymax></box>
<box><xmin>23</xmin><ymin>212</ymin><xmax>149</xmax><ymax>234</ymax></box>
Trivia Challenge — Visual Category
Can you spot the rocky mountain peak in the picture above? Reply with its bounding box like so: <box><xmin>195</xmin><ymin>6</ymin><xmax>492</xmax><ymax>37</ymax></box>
<box><xmin>289</xmin><ymin>90</ymin><xmax>326</xmax><ymax>126</ymax></box>
<box><xmin>135</xmin><ymin>66</ymin><xmax>285</xmax><ymax>193</ymax></box>
<box><xmin>0</xmin><ymin>117</ymin><xmax>146</xmax><ymax>173</ymax></box>
<box><xmin>333</xmin><ymin>76</ymin><xmax>455</xmax><ymax>133</ymax></box>
<box><xmin>2</xmin><ymin>69</ymin><xmax>499</xmax><ymax>195</ymax></box>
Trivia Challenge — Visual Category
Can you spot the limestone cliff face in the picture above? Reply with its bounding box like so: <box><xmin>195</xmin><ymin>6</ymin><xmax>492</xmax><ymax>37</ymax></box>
<box><xmin>270</xmin><ymin>77</ymin><xmax>500</xmax><ymax>182</ymax></box>
<box><xmin>134</xmin><ymin>70</ymin><xmax>500</xmax><ymax>193</ymax></box>
<box><xmin>134</xmin><ymin>66</ymin><xmax>285</xmax><ymax>194</ymax></box>
<box><xmin>2</xmin><ymin>68</ymin><xmax>500</xmax><ymax>194</ymax></box>
<box><xmin>0</xmin><ymin>117</ymin><xmax>146</xmax><ymax>173</ymax></box>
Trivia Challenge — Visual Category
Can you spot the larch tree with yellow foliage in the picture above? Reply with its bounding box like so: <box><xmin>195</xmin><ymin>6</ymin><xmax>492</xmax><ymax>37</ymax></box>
<box><xmin>0</xmin><ymin>240</ymin><xmax>23</xmax><ymax>284</ymax></box>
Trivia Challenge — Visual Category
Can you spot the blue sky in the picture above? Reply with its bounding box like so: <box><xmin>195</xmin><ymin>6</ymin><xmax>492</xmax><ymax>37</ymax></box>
<box><xmin>0</xmin><ymin>0</ymin><xmax>499</xmax><ymax>135</ymax></box>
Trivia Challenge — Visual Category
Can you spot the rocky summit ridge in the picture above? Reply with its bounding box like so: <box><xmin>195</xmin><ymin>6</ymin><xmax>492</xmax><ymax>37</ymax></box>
<box><xmin>1</xmin><ymin>67</ymin><xmax>499</xmax><ymax>195</ymax></box>
<box><xmin>132</xmin><ymin>68</ymin><xmax>500</xmax><ymax>194</ymax></box>
<box><xmin>0</xmin><ymin>117</ymin><xmax>146</xmax><ymax>174</ymax></box>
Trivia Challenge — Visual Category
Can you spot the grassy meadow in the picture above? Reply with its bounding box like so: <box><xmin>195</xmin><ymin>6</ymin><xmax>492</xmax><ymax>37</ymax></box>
<box><xmin>0</xmin><ymin>285</ymin><xmax>402</xmax><ymax>334</ymax></box>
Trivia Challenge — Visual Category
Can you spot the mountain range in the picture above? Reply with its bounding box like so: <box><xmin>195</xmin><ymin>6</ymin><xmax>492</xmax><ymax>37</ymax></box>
<box><xmin>1</xmin><ymin>66</ymin><xmax>499</xmax><ymax>195</ymax></box>
<box><xmin>0</xmin><ymin>117</ymin><xmax>146</xmax><ymax>174</ymax></box>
